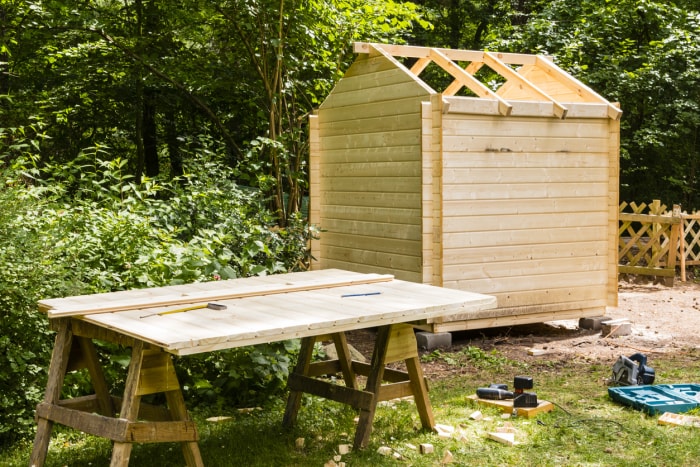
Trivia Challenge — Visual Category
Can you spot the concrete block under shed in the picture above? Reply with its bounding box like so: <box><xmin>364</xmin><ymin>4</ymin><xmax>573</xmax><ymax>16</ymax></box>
<box><xmin>601</xmin><ymin>319</ymin><xmax>632</xmax><ymax>337</ymax></box>
<box><xmin>579</xmin><ymin>316</ymin><xmax>608</xmax><ymax>331</ymax></box>
<box><xmin>416</xmin><ymin>331</ymin><xmax>451</xmax><ymax>350</ymax></box>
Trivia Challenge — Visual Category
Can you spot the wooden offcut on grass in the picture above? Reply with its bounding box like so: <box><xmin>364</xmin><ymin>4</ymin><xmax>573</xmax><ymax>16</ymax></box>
<box><xmin>6</xmin><ymin>348</ymin><xmax>700</xmax><ymax>466</ymax></box>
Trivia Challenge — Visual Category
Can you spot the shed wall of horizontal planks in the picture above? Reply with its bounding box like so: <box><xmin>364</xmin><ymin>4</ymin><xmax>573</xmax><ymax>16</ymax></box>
<box><xmin>309</xmin><ymin>42</ymin><xmax>621</xmax><ymax>332</ymax></box>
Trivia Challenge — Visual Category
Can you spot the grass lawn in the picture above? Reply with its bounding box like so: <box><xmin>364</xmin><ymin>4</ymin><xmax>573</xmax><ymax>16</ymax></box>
<box><xmin>5</xmin><ymin>348</ymin><xmax>700</xmax><ymax>466</ymax></box>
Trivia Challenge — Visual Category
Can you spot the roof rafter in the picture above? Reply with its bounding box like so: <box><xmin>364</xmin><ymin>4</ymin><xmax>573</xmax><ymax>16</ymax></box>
<box><xmin>429</xmin><ymin>48</ymin><xmax>512</xmax><ymax>116</ymax></box>
<box><xmin>352</xmin><ymin>42</ymin><xmax>622</xmax><ymax>121</ymax></box>
<box><xmin>484</xmin><ymin>52</ymin><xmax>568</xmax><ymax>119</ymax></box>
<box><xmin>534</xmin><ymin>56</ymin><xmax>622</xmax><ymax>120</ymax></box>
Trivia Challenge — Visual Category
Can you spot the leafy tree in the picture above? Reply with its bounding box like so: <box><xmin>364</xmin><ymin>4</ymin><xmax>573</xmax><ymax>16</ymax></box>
<box><xmin>2</xmin><ymin>0</ymin><xmax>430</xmax><ymax>225</ymax></box>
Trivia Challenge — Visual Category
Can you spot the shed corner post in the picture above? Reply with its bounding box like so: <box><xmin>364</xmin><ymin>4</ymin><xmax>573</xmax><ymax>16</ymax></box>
<box><xmin>308</xmin><ymin>112</ymin><xmax>321</xmax><ymax>271</ymax></box>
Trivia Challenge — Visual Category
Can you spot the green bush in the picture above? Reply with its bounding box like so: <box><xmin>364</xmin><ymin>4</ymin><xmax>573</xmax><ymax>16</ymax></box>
<box><xmin>0</xmin><ymin>138</ymin><xmax>312</xmax><ymax>446</ymax></box>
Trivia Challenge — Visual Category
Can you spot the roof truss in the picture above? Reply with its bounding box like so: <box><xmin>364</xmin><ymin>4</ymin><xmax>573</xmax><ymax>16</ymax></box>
<box><xmin>354</xmin><ymin>42</ymin><xmax>622</xmax><ymax>121</ymax></box>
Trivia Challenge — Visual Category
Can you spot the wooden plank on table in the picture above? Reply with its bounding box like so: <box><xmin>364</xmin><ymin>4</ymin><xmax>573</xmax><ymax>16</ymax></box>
<box><xmin>41</xmin><ymin>271</ymin><xmax>395</xmax><ymax>317</ymax></box>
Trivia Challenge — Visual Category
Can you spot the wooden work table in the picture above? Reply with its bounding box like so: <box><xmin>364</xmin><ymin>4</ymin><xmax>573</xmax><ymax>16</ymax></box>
<box><xmin>30</xmin><ymin>269</ymin><xmax>496</xmax><ymax>466</ymax></box>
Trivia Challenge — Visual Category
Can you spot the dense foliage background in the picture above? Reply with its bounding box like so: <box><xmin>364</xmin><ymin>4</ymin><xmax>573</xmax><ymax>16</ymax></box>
<box><xmin>1</xmin><ymin>0</ymin><xmax>699</xmax><ymax>448</ymax></box>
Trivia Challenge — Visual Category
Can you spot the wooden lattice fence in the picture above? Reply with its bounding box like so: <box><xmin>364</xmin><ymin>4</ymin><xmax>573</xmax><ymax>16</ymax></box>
<box><xmin>618</xmin><ymin>200</ymin><xmax>700</xmax><ymax>284</ymax></box>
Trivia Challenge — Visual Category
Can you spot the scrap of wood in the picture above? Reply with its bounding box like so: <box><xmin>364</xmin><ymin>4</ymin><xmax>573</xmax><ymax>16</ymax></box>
<box><xmin>419</xmin><ymin>443</ymin><xmax>434</xmax><ymax>454</ymax></box>
<box><xmin>487</xmin><ymin>431</ymin><xmax>517</xmax><ymax>446</ymax></box>
<box><xmin>41</xmin><ymin>273</ymin><xmax>394</xmax><ymax>317</ymax></box>
<box><xmin>658</xmin><ymin>412</ymin><xmax>700</xmax><ymax>427</ymax></box>
<box><xmin>441</xmin><ymin>449</ymin><xmax>454</xmax><ymax>464</ymax></box>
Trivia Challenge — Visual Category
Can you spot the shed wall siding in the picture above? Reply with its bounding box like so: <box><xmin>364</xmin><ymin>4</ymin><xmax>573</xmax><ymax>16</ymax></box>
<box><xmin>440</xmin><ymin>113</ymin><xmax>611</xmax><ymax>312</ymax></box>
<box><xmin>315</xmin><ymin>55</ymin><xmax>430</xmax><ymax>281</ymax></box>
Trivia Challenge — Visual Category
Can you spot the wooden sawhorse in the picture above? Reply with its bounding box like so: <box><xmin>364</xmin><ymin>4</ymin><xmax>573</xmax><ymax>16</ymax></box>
<box><xmin>30</xmin><ymin>318</ymin><xmax>202</xmax><ymax>467</ymax></box>
<box><xmin>283</xmin><ymin>323</ymin><xmax>434</xmax><ymax>449</ymax></box>
<box><xmin>31</xmin><ymin>320</ymin><xmax>434</xmax><ymax>465</ymax></box>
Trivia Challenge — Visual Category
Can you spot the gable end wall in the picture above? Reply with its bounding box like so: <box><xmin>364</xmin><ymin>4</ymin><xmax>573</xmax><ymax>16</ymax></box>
<box><xmin>312</xmin><ymin>55</ymin><xmax>432</xmax><ymax>281</ymax></box>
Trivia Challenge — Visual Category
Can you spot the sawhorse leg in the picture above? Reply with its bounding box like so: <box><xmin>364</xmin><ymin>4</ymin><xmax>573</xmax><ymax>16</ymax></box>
<box><xmin>354</xmin><ymin>323</ymin><xmax>434</xmax><ymax>448</ymax></box>
<box><xmin>111</xmin><ymin>341</ymin><xmax>202</xmax><ymax>467</ymax></box>
<box><xmin>283</xmin><ymin>324</ymin><xmax>435</xmax><ymax>450</ymax></box>
<box><xmin>30</xmin><ymin>319</ymin><xmax>73</xmax><ymax>467</ymax></box>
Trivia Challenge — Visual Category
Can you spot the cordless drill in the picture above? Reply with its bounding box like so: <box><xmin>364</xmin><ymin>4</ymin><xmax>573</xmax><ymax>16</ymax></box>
<box><xmin>476</xmin><ymin>376</ymin><xmax>538</xmax><ymax>408</ymax></box>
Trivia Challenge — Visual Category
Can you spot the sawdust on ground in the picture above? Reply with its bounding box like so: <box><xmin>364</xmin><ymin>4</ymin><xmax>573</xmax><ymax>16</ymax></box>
<box><xmin>345</xmin><ymin>278</ymin><xmax>700</xmax><ymax>378</ymax></box>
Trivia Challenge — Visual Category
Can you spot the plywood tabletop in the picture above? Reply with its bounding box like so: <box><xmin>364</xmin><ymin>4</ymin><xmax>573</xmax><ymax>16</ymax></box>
<box><xmin>39</xmin><ymin>269</ymin><xmax>496</xmax><ymax>355</ymax></box>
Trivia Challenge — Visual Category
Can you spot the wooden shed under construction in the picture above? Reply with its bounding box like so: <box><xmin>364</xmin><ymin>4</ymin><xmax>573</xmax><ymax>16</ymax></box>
<box><xmin>308</xmin><ymin>42</ymin><xmax>621</xmax><ymax>332</ymax></box>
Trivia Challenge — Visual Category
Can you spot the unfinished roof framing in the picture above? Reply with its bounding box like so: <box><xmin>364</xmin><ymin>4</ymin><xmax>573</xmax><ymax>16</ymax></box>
<box><xmin>354</xmin><ymin>42</ymin><xmax>622</xmax><ymax>121</ymax></box>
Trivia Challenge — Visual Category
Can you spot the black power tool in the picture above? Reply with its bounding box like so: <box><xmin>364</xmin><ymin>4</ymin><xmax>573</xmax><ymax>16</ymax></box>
<box><xmin>611</xmin><ymin>353</ymin><xmax>655</xmax><ymax>386</ymax></box>
<box><xmin>476</xmin><ymin>376</ymin><xmax>538</xmax><ymax>408</ymax></box>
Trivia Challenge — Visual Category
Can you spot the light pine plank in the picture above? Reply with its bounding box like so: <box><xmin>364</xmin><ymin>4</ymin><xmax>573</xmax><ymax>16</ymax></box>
<box><xmin>321</xmin><ymin>191</ymin><xmax>420</xmax><ymax>209</ymax></box>
<box><xmin>321</xmin><ymin>245</ymin><xmax>422</xmax><ymax>272</ymax></box>
<box><xmin>446</xmin><ymin>270</ymin><xmax>608</xmax><ymax>294</ymax></box>
<box><xmin>430</xmin><ymin>306</ymin><xmax>607</xmax><ymax>332</ymax></box>
<box><xmin>320</xmin><ymin>232</ymin><xmax>421</xmax><ymax>256</ymax></box>
<box><xmin>323</xmin><ymin>160</ymin><xmax>420</xmax><ymax>178</ymax></box>
<box><xmin>442</xmin><ymin>135</ymin><xmax>610</xmax><ymax>153</ymax></box>
<box><xmin>42</xmin><ymin>270</ymin><xmax>394</xmax><ymax>317</ymax></box>
<box><xmin>442</xmin><ymin>256</ymin><xmax>607</xmax><ymax>281</ymax></box>
<box><xmin>341</xmin><ymin>55</ymin><xmax>398</xmax><ymax>77</ymax></box>
<box><xmin>442</xmin><ymin>197</ymin><xmax>608</xmax><ymax>216</ymax></box>
<box><xmin>319</xmin><ymin>97</ymin><xmax>423</xmax><ymax>122</ymax></box>
<box><xmin>441</xmin><ymin>211</ymin><xmax>608</xmax><ymax>233</ymax></box>
<box><xmin>318</xmin><ymin>113</ymin><xmax>421</xmax><ymax>137</ymax></box>
<box><xmin>331</xmin><ymin>68</ymin><xmax>422</xmax><ymax>93</ymax></box>
<box><xmin>322</xmin><ymin>218</ymin><xmax>420</xmax><ymax>240</ymax></box>
<box><xmin>322</xmin><ymin>176</ymin><xmax>421</xmax><ymax>194</ymax></box>
<box><xmin>318</xmin><ymin>259</ymin><xmax>423</xmax><ymax>283</ymax></box>
<box><xmin>322</xmin><ymin>205</ymin><xmax>420</xmax><ymax>223</ymax></box>
<box><xmin>441</xmin><ymin>182</ymin><xmax>609</xmax><ymax>201</ymax></box>
<box><xmin>320</xmin><ymin>128</ymin><xmax>421</xmax><ymax>151</ymax></box>
<box><xmin>442</xmin><ymin>152</ymin><xmax>609</xmax><ymax>169</ymax></box>
<box><xmin>441</xmin><ymin>241</ymin><xmax>608</xmax><ymax>265</ymax></box>
<box><xmin>443</xmin><ymin>286</ymin><xmax>607</xmax><ymax>311</ymax></box>
<box><xmin>442</xmin><ymin>114</ymin><xmax>610</xmax><ymax>138</ymax></box>
<box><xmin>320</xmin><ymin>146</ymin><xmax>421</xmax><ymax>164</ymax></box>
<box><xmin>442</xmin><ymin>167</ymin><xmax>608</xmax><ymax>184</ymax></box>
<box><xmin>442</xmin><ymin>226</ymin><xmax>606</xmax><ymax>249</ymax></box>
<box><xmin>321</xmin><ymin>80</ymin><xmax>428</xmax><ymax>110</ymax></box>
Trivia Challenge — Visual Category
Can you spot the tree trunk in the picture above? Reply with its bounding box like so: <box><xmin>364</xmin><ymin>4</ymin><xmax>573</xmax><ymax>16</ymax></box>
<box><xmin>143</xmin><ymin>88</ymin><xmax>159</xmax><ymax>177</ymax></box>
<box><xmin>165</xmin><ymin>106</ymin><xmax>182</xmax><ymax>177</ymax></box>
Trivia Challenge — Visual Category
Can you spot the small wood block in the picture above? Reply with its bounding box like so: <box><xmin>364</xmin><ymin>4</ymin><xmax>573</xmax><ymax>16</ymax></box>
<box><xmin>377</xmin><ymin>446</ymin><xmax>392</xmax><ymax>456</ymax></box>
<box><xmin>467</xmin><ymin>394</ymin><xmax>555</xmax><ymax>418</ymax></box>
<box><xmin>601</xmin><ymin>319</ymin><xmax>632</xmax><ymax>337</ymax></box>
<box><xmin>658</xmin><ymin>412</ymin><xmax>700</xmax><ymax>427</ymax></box>
<box><xmin>419</xmin><ymin>443</ymin><xmax>434</xmax><ymax>454</ymax></box>
<box><xmin>487</xmin><ymin>431</ymin><xmax>516</xmax><ymax>446</ymax></box>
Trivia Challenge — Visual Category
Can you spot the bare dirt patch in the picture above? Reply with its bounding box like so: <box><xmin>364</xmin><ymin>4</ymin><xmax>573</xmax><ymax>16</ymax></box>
<box><xmin>346</xmin><ymin>279</ymin><xmax>700</xmax><ymax>378</ymax></box>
